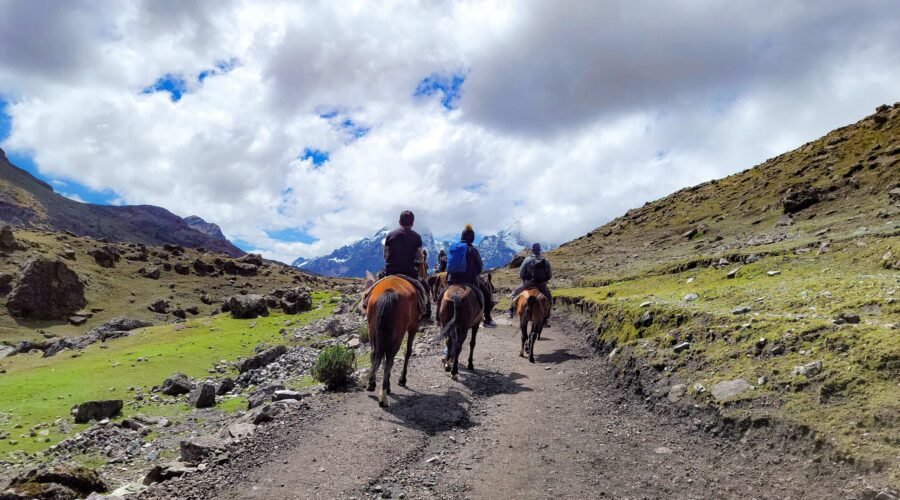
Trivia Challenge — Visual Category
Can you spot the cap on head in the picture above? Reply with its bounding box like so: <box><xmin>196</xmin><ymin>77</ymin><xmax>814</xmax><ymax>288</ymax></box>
<box><xmin>461</xmin><ymin>224</ymin><xmax>475</xmax><ymax>243</ymax></box>
<box><xmin>399</xmin><ymin>210</ymin><xmax>415</xmax><ymax>227</ymax></box>
<box><xmin>532</xmin><ymin>243</ymin><xmax>542</xmax><ymax>255</ymax></box>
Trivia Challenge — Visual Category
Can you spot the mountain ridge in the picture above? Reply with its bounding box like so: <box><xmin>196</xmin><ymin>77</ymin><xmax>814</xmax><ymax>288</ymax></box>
<box><xmin>0</xmin><ymin>148</ymin><xmax>244</xmax><ymax>257</ymax></box>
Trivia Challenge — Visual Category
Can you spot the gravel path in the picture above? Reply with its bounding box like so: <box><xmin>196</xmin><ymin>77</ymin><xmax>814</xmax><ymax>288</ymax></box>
<box><xmin>147</xmin><ymin>315</ymin><xmax>874</xmax><ymax>499</ymax></box>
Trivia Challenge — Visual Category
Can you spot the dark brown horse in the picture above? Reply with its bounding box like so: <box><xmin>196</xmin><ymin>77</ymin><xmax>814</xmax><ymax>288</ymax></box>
<box><xmin>428</xmin><ymin>272</ymin><xmax>448</xmax><ymax>317</ymax></box>
<box><xmin>438</xmin><ymin>284</ymin><xmax>484</xmax><ymax>379</ymax></box>
<box><xmin>514</xmin><ymin>289</ymin><xmax>551</xmax><ymax>363</ymax></box>
<box><xmin>365</xmin><ymin>262</ymin><xmax>426</xmax><ymax>407</ymax></box>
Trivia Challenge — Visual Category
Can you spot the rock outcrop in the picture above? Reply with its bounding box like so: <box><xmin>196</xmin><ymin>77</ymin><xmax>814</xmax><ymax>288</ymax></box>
<box><xmin>6</xmin><ymin>257</ymin><xmax>86</xmax><ymax>320</ymax></box>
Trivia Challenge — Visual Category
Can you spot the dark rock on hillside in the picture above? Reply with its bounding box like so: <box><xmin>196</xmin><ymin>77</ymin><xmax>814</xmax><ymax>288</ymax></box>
<box><xmin>222</xmin><ymin>260</ymin><xmax>258</xmax><ymax>276</ymax></box>
<box><xmin>509</xmin><ymin>254</ymin><xmax>526</xmax><ymax>268</ymax></box>
<box><xmin>7</xmin><ymin>466</ymin><xmax>107</xmax><ymax>499</ymax></box>
<box><xmin>188</xmin><ymin>382</ymin><xmax>216</xmax><ymax>408</ymax></box>
<box><xmin>281</xmin><ymin>289</ymin><xmax>312</xmax><ymax>314</ymax></box>
<box><xmin>140</xmin><ymin>266</ymin><xmax>161</xmax><ymax>279</ymax></box>
<box><xmin>890</xmin><ymin>187</ymin><xmax>900</xmax><ymax>204</ymax></box>
<box><xmin>783</xmin><ymin>186</ymin><xmax>823</xmax><ymax>213</ymax></box>
<box><xmin>180</xmin><ymin>437</ymin><xmax>228</xmax><ymax>465</ymax></box>
<box><xmin>0</xmin><ymin>225</ymin><xmax>24</xmax><ymax>251</ymax></box>
<box><xmin>142</xmin><ymin>461</ymin><xmax>196</xmax><ymax>485</ymax></box>
<box><xmin>6</xmin><ymin>257</ymin><xmax>86</xmax><ymax>320</ymax></box>
<box><xmin>239</xmin><ymin>253</ymin><xmax>264</xmax><ymax>266</ymax></box>
<box><xmin>43</xmin><ymin>316</ymin><xmax>153</xmax><ymax>357</ymax></box>
<box><xmin>224</xmin><ymin>294</ymin><xmax>268</xmax><ymax>319</ymax></box>
<box><xmin>174</xmin><ymin>263</ymin><xmax>190</xmax><ymax>275</ymax></box>
<box><xmin>193</xmin><ymin>258</ymin><xmax>216</xmax><ymax>275</ymax></box>
<box><xmin>161</xmin><ymin>373</ymin><xmax>194</xmax><ymax>396</ymax></box>
<box><xmin>88</xmin><ymin>245</ymin><xmax>120</xmax><ymax>268</ymax></box>
<box><xmin>148</xmin><ymin>299</ymin><xmax>170</xmax><ymax>314</ymax></box>
<box><xmin>216</xmin><ymin>377</ymin><xmax>235</xmax><ymax>395</ymax></box>
<box><xmin>247</xmin><ymin>384</ymin><xmax>285</xmax><ymax>409</ymax></box>
<box><xmin>0</xmin><ymin>272</ymin><xmax>14</xmax><ymax>294</ymax></box>
<box><xmin>72</xmin><ymin>400</ymin><xmax>123</xmax><ymax>423</ymax></box>
<box><xmin>238</xmin><ymin>345</ymin><xmax>287</xmax><ymax>373</ymax></box>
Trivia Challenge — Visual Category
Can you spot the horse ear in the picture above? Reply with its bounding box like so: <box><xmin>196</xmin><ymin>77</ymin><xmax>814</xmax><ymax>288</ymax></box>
<box><xmin>487</xmin><ymin>273</ymin><xmax>493</xmax><ymax>283</ymax></box>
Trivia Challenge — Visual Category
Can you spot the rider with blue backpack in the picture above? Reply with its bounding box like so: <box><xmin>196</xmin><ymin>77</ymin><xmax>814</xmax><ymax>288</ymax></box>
<box><xmin>446</xmin><ymin>224</ymin><xmax>497</xmax><ymax>328</ymax></box>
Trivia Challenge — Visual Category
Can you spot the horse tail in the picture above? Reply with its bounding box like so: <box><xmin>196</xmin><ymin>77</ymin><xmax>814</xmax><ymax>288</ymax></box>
<box><xmin>525</xmin><ymin>295</ymin><xmax>537</xmax><ymax>324</ymax></box>
<box><xmin>373</xmin><ymin>289</ymin><xmax>398</xmax><ymax>366</ymax></box>
<box><xmin>437</xmin><ymin>295</ymin><xmax>460</xmax><ymax>341</ymax></box>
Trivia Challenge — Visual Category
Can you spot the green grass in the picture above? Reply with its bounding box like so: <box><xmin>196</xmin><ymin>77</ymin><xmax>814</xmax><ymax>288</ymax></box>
<box><xmin>0</xmin><ymin>292</ymin><xmax>335</xmax><ymax>459</ymax></box>
<box><xmin>555</xmin><ymin>236</ymin><xmax>900</xmax><ymax>478</ymax></box>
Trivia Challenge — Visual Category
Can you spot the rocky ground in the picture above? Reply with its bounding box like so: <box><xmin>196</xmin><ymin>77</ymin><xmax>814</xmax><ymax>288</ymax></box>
<box><xmin>113</xmin><ymin>315</ymin><xmax>896</xmax><ymax>500</ymax></box>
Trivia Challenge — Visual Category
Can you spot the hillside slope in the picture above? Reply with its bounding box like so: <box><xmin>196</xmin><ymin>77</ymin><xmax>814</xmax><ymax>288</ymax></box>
<box><xmin>0</xmin><ymin>148</ymin><xmax>243</xmax><ymax>257</ymax></box>
<box><xmin>495</xmin><ymin>104</ymin><xmax>900</xmax><ymax>482</ymax></box>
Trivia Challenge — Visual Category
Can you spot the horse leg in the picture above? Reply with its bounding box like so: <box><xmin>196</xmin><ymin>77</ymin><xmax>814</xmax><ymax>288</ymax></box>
<box><xmin>451</xmin><ymin>327</ymin><xmax>461</xmax><ymax>381</ymax></box>
<box><xmin>380</xmin><ymin>348</ymin><xmax>394</xmax><ymax>407</ymax></box>
<box><xmin>399</xmin><ymin>328</ymin><xmax>416</xmax><ymax>387</ymax></box>
<box><xmin>443</xmin><ymin>335</ymin><xmax>452</xmax><ymax>372</ymax></box>
<box><xmin>468</xmin><ymin>325</ymin><xmax>478</xmax><ymax>370</ymax></box>
<box><xmin>528</xmin><ymin>323</ymin><xmax>538</xmax><ymax>363</ymax></box>
<box><xmin>367</xmin><ymin>339</ymin><xmax>380</xmax><ymax>392</ymax></box>
<box><xmin>520</xmin><ymin>319</ymin><xmax>527</xmax><ymax>357</ymax></box>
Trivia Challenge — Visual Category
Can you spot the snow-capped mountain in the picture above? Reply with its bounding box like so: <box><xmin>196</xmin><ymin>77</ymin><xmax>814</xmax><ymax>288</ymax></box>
<box><xmin>292</xmin><ymin>222</ymin><xmax>552</xmax><ymax>277</ymax></box>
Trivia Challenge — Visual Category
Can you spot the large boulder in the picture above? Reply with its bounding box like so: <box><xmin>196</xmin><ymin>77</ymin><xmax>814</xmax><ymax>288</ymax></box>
<box><xmin>179</xmin><ymin>437</ymin><xmax>228</xmax><ymax>465</ymax></box>
<box><xmin>222</xmin><ymin>260</ymin><xmax>258</xmax><ymax>277</ymax></box>
<box><xmin>147</xmin><ymin>299</ymin><xmax>170</xmax><ymax>314</ymax></box>
<box><xmin>188</xmin><ymin>382</ymin><xmax>217</xmax><ymax>408</ymax></box>
<box><xmin>783</xmin><ymin>186</ymin><xmax>822</xmax><ymax>214</ymax></box>
<box><xmin>224</xmin><ymin>294</ymin><xmax>269</xmax><ymax>319</ymax></box>
<box><xmin>280</xmin><ymin>289</ymin><xmax>312</xmax><ymax>314</ymax></box>
<box><xmin>72</xmin><ymin>400</ymin><xmax>123</xmax><ymax>423</ymax></box>
<box><xmin>6</xmin><ymin>258</ymin><xmax>86</xmax><ymax>320</ymax></box>
<box><xmin>88</xmin><ymin>245</ymin><xmax>120</xmax><ymax>268</ymax></box>
<box><xmin>192</xmin><ymin>258</ymin><xmax>216</xmax><ymax>275</ymax></box>
<box><xmin>238</xmin><ymin>345</ymin><xmax>287</xmax><ymax>373</ymax></box>
<box><xmin>160</xmin><ymin>373</ymin><xmax>194</xmax><ymax>396</ymax></box>
<box><xmin>0</xmin><ymin>225</ymin><xmax>24</xmax><ymax>251</ymax></box>
<box><xmin>7</xmin><ymin>466</ymin><xmax>107</xmax><ymax>498</ymax></box>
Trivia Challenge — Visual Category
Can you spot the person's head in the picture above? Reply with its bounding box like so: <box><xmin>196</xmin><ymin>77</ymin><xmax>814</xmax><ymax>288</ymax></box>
<box><xmin>438</xmin><ymin>249</ymin><xmax>446</xmax><ymax>256</ymax></box>
<box><xmin>399</xmin><ymin>210</ymin><xmax>415</xmax><ymax>228</ymax></box>
<box><xmin>532</xmin><ymin>243</ymin><xmax>542</xmax><ymax>255</ymax></box>
<box><xmin>461</xmin><ymin>224</ymin><xmax>475</xmax><ymax>244</ymax></box>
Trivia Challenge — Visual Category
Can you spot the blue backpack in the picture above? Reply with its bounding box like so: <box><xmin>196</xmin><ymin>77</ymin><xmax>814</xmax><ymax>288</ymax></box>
<box><xmin>446</xmin><ymin>242</ymin><xmax>468</xmax><ymax>274</ymax></box>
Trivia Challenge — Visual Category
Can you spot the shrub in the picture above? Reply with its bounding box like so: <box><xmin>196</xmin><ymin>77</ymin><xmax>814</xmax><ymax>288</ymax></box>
<box><xmin>312</xmin><ymin>345</ymin><xmax>356</xmax><ymax>390</ymax></box>
<box><xmin>357</xmin><ymin>325</ymin><xmax>369</xmax><ymax>343</ymax></box>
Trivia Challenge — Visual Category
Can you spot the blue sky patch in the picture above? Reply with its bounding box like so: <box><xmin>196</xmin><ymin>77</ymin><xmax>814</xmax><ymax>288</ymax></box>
<box><xmin>464</xmin><ymin>181</ymin><xmax>484</xmax><ymax>192</ymax></box>
<box><xmin>142</xmin><ymin>74</ymin><xmax>188</xmax><ymax>102</ymax></box>
<box><xmin>414</xmin><ymin>72</ymin><xmax>466</xmax><ymax>110</ymax></box>
<box><xmin>266</xmin><ymin>227</ymin><xmax>319</xmax><ymax>244</ymax></box>
<box><xmin>198</xmin><ymin>57</ymin><xmax>240</xmax><ymax>83</ymax></box>
<box><xmin>340</xmin><ymin>118</ymin><xmax>369</xmax><ymax>139</ymax></box>
<box><xmin>300</xmin><ymin>148</ymin><xmax>330</xmax><ymax>167</ymax></box>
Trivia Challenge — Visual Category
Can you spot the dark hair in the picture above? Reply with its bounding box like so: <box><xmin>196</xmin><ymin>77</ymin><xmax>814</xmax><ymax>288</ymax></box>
<box><xmin>461</xmin><ymin>224</ymin><xmax>475</xmax><ymax>244</ymax></box>
<box><xmin>399</xmin><ymin>210</ymin><xmax>414</xmax><ymax>227</ymax></box>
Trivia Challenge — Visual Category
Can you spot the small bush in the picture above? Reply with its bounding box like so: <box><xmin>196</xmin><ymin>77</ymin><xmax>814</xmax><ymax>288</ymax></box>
<box><xmin>357</xmin><ymin>325</ymin><xmax>369</xmax><ymax>343</ymax></box>
<box><xmin>312</xmin><ymin>345</ymin><xmax>356</xmax><ymax>390</ymax></box>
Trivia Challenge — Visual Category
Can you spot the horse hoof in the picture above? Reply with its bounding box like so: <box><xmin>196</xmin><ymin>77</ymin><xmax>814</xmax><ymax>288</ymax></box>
<box><xmin>443</xmin><ymin>364</ymin><xmax>451</xmax><ymax>372</ymax></box>
<box><xmin>398</xmin><ymin>379</ymin><xmax>407</xmax><ymax>387</ymax></box>
<box><xmin>379</xmin><ymin>400</ymin><xmax>388</xmax><ymax>408</ymax></box>
<box><xmin>451</xmin><ymin>373</ymin><xmax>458</xmax><ymax>381</ymax></box>
<box><xmin>467</xmin><ymin>364</ymin><xmax>474</xmax><ymax>370</ymax></box>
<box><xmin>366</xmin><ymin>384</ymin><xmax>376</xmax><ymax>392</ymax></box>
<box><xmin>529</xmin><ymin>357</ymin><xmax>535</xmax><ymax>364</ymax></box>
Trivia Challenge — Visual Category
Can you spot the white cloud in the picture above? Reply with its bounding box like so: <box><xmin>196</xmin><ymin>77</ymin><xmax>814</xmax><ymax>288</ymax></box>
<box><xmin>1</xmin><ymin>0</ymin><xmax>899</xmax><ymax>263</ymax></box>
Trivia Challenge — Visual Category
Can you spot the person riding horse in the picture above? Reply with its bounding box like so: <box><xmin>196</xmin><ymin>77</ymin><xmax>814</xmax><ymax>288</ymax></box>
<box><xmin>434</xmin><ymin>249</ymin><xmax>448</xmax><ymax>274</ymax></box>
<box><xmin>508</xmin><ymin>243</ymin><xmax>553</xmax><ymax>327</ymax></box>
<box><xmin>371</xmin><ymin>210</ymin><xmax>431</xmax><ymax>320</ymax></box>
<box><xmin>447</xmin><ymin>224</ymin><xmax>497</xmax><ymax>328</ymax></box>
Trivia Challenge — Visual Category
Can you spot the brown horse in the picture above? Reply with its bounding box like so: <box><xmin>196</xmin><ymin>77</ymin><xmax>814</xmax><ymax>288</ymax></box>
<box><xmin>514</xmin><ymin>289</ymin><xmax>551</xmax><ymax>363</ymax></box>
<box><xmin>428</xmin><ymin>272</ymin><xmax>448</xmax><ymax>316</ymax></box>
<box><xmin>365</xmin><ymin>262</ymin><xmax>426</xmax><ymax>407</ymax></box>
<box><xmin>438</xmin><ymin>284</ymin><xmax>484</xmax><ymax>379</ymax></box>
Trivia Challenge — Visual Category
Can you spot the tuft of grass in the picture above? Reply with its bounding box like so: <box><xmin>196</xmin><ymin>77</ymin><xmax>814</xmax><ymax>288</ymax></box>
<box><xmin>312</xmin><ymin>345</ymin><xmax>356</xmax><ymax>390</ymax></box>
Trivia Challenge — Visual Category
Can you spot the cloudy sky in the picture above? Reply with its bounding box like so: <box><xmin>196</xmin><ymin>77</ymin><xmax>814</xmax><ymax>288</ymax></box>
<box><xmin>1</xmin><ymin>0</ymin><xmax>899</xmax><ymax>263</ymax></box>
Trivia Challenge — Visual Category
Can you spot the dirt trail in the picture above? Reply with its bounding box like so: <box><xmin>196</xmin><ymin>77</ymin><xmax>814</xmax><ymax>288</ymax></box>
<box><xmin>152</xmin><ymin>316</ymin><xmax>870</xmax><ymax>499</ymax></box>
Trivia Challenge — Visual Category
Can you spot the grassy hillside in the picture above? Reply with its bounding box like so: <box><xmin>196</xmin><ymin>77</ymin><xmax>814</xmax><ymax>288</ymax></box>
<box><xmin>0</xmin><ymin>229</ymin><xmax>345</xmax><ymax>344</ymax></box>
<box><xmin>495</xmin><ymin>104</ymin><xmax>900</xmax><ymax>480</ymax></box>
<box><xmin>0</xmin><ymin>301</ymin><xmax>334</xmax><ymax>458</ymax></box>
<box><xmin>0</xmin><ymin>148</ymin><xmax>244</xmax><ymax>257</ymax></box>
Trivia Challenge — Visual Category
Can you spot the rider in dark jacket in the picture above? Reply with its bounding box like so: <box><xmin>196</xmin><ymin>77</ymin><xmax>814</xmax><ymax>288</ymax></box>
<box><xmin>508</xmin><ymin>243</ymin><xmax>552</xmax><ymax>327</ymax></box>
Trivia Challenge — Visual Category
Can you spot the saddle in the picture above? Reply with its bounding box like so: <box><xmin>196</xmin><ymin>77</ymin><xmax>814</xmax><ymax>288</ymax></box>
<box><xmin>360</xmin><ymin>274</ymin><xmax>429</xmax><ymax>318</ymax></box>
<box><xmin>444</xmin><ymin>283</ymin><xmax>485</xmax><ymax>313</ymax></box>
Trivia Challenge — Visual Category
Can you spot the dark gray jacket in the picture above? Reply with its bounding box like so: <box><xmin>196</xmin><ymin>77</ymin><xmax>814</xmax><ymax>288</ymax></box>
<box><xmin>519</xmin><ymin>255</ymin><xmax>552</xmax><ymax>283</ymax></box>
